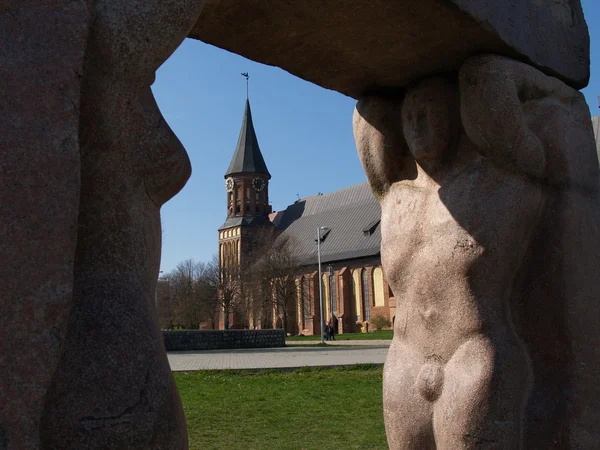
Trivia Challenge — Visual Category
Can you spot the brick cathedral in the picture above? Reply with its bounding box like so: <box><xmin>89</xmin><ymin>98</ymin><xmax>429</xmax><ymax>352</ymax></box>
<box><xmin>217</xmin><ymin>99</ymin><xmax>396</xmax><ymax>335</ymax></box>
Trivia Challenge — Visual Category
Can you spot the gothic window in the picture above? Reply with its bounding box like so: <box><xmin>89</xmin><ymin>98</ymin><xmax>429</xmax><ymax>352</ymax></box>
<box><xmin>322</xmin><ymin>273</ymin><xmax>329</xmax><ymax>320</ymax></box>
<box><xmin>361</xmin><ymin>268</ymin><xmax>370</xmax><ymax>321</ymax></box>
<box><xmin>329</xmin><ymin>271</ymin><xmax>337</xmax><ymax>314</ymax></box>
<box><xmin>302</xmin><ymin>276</ymin><xmax>310</xmax><ymax>327</ymax></box>
<box><xmin>373</xmin><ymin>267</ymin><xmax>385</xmax><ymax>307</ymax></box>
<box><xmin>352</xmin><ymin>270</ymin><xmax>361</xmax><ymax>321</ymax></box>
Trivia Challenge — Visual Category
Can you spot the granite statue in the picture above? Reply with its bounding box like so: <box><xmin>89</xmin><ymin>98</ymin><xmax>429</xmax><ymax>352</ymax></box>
<box><xmin>354</xmin><ymin>54</ymin><xmax>600</xmax><ymax>449</ymax></box>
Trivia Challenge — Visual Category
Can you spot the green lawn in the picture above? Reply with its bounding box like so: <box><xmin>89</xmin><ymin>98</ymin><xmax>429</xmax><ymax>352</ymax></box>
<box><xmin>174</xmin><ymin>366</ymin><xmax>387</xmax><ymax>450</ymax></box>
<box><xmin>287</xmin><ymin>330</ymin><xmax>393</xmax><ymax>341</ymax></box>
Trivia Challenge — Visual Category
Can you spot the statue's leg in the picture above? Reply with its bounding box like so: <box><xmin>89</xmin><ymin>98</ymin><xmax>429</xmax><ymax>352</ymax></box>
<box><xmin>433</xmin><ymin>333</ymin><xmax>531</xmax><ymax>449</ymax></box>
<box><xmin>384</xmin><ymin>341</ymin><xmax>436</xmax><ymax>450</ymax></box>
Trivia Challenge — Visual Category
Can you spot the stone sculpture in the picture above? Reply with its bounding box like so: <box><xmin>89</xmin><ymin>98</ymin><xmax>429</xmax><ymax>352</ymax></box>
<box><xmin>190</xmin><ymin>0</ymin><xmax>590</xmax><ymax>97</ymax></box>
<box><xmin>2</xmin><ymin>0</ymin><xmax>597</xmax><ymax>448</ymax></box>
<box><xmin>2</xmin><ymin>0</ymin><xmax>202</xmax><ymax>448</ymax></box>
<box><xmin>353</xmin><ymin>54</ymin><xmax>600</xmax><ymax>448</ymax></box>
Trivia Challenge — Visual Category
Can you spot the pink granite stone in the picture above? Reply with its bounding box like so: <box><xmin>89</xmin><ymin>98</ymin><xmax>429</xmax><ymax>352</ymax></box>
<box><xmin>0</xmin><ymin>2</ymin><xmax>89</xmax><ymax>448</ymax></box>
<box><xmin>354</xmin><ymin>55</ymin><xmax>600</xmax><ymax>449</ymax></box>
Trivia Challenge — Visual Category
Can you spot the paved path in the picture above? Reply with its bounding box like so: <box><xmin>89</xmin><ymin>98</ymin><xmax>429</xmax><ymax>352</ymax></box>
<box><xmin>168</xmin><ymin>341</ymin><xmax>390</xmax><ymax>371</ymax></box>
<box><xmin>286</xmin><ymin>339</ymin><xmax>392</xmax><ymax>346</ymax></box>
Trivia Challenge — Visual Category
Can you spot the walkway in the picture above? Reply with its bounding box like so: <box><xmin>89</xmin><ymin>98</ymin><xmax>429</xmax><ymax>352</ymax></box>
<box><xmin>285</xmin><ymin>339</ymin><xmax>392</xmax><ymax>346</ymax></box>
<box><xmin>167</xmin><ymin>340</ymin><xmax>391</xmax><ymax>371</ymax></box>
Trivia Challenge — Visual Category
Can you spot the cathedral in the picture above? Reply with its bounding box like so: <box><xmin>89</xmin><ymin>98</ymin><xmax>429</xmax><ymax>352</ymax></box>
<box><xmin>217</xmin><ymin>99</ymin><xmax>396</xmax><ymax>335</ymax></box>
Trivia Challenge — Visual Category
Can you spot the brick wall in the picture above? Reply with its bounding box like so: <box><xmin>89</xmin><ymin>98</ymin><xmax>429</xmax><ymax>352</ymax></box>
<box><xmin>163</xmin><ymin>329</ymin><xmax>286</xmax><ymax>351</ymax></box>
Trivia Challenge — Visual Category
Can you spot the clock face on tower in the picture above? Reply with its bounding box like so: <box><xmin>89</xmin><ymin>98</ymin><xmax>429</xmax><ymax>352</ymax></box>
<box><xmin>225</xmin><ymin>177</ymin><xmax>235</xmax><ymax>192</ymax></box>
<box><xmin>252</xmin><ymin>177</ymin><xmax>265</xmax><ymax>192</ymax></box>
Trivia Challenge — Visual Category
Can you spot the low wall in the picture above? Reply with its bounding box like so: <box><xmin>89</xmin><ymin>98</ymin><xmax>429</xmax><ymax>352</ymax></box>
<box><xmin>163</xmin><ymin>329</ymin><xmax>286</xmax><ymax>351</ymax></box>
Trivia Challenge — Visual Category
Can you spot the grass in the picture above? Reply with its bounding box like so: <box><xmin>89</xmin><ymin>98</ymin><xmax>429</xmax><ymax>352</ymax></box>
<box><xmin>174</xmin><ymin>365</ymin><xmax>387</xmax><ymax>450</ymax></box>
<box><xmin>287</xmin><ymin>330</ymin><xmax>393</xmax><ymax>341</ymax></box>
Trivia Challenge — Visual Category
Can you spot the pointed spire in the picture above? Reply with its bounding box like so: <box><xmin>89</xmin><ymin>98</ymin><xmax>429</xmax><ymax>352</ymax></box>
<box><xmin>225</xmin><ymin>99</ymin><xmax>271</xmax><ymax>179</ymax></box>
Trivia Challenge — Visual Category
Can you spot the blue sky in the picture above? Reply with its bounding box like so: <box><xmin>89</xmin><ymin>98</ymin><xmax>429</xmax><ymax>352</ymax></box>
<box><xmin>153</xmin><ymin>1</ymin><xmax>599</xmax><ymax>273</ymax></box>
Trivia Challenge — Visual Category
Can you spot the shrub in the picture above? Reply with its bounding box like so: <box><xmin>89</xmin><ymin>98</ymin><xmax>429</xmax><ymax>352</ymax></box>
<box><xmin>371</xmin><ymin>314</ymin><xmax>391</xmax><ymax>331</ymax></box>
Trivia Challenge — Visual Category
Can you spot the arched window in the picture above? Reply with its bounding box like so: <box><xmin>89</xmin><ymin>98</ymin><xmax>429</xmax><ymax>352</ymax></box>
<box><xmin>352</xmin><ymin>270</ymin><xmax>361</xmax><ymax>321</ymax></box>
<box><xmin>329</xmin><ymin>271</ymin><xmax>336</xmax><ymax>314</ymax></box>
<box><xmin>302</xmin><ymin>276</ymin><xmax>310</xmax><ymax>327</ymax></box>
<box><xmin>373</xmin><ymin>267</ymin><xmax>385</xmax><ymax>307</ymax></box>
<box><xmin>322</xmin><ymin>273</ymin><xmax>330</xmax><ymax>320</ymax></box>
<box><xmin>361</xmin><ymin>268</ymin><xmax>370</xmax><ymax>321</ymax></box>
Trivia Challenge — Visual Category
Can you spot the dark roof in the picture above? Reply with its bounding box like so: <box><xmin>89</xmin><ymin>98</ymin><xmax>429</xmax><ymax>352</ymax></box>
<box><xmin>225</xmin><ymin>99</ymin><xmax>271</xmax><ymax>178</ymax></box>
<box><xmin>271</xmin><ymin>182</ymin><xmax>381</xmax><ymax>265</ymax></box>
<box><xmin>219</xmin><ymin>215</ymin><xmax>273</xmax><ymax>231</ymax></box>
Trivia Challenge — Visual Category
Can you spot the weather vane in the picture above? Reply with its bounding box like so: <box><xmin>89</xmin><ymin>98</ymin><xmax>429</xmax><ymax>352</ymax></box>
<box><xmin>241</xmin><ymin>72</ymin><xmax>249</xmax><ymax>98</ymax></box>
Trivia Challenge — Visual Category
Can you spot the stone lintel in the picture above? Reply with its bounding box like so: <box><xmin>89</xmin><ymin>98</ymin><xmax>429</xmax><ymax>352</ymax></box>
<box><xmin>189</xmin><ymin>0</ymin><xmax>590</xmax><ymax>98</ymax></box>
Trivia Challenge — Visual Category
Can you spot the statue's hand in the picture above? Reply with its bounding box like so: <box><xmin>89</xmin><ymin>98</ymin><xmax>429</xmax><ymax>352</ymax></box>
<box><xmin>459</xmin><ymin>55</ymin><xmax>549</xmax><ymax>179</ymax></box>
<box><xmin>353</xmin><ymin>96</ymin><xmax>410</xmax><ymax>199</ymax></box>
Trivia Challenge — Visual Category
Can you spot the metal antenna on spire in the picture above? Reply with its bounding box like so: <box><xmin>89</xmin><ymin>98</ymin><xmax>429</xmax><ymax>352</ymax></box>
<box><xmin>241</xmin><ymin>72</ymin><xmax>249</xmax><ymax>99</ymax></box>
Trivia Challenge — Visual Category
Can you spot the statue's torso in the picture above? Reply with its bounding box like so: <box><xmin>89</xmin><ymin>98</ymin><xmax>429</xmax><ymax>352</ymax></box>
<box><xmin>381</xmin><ymin>150</ymin><xmax>544</xmax><ymax>357</ymax></box>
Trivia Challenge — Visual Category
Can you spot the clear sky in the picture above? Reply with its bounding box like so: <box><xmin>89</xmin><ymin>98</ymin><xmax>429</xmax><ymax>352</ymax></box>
<box><xmin>153</xmin><ymin>0</ymin><xmax>600</xmax><ymax>273</ymax></box>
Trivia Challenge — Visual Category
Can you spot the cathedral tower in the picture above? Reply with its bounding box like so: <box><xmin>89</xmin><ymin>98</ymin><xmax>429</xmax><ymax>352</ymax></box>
<box><xmin>218</xmin><ymin>99</ymin><xmax>272</xmax><ymax>276</ymax></box>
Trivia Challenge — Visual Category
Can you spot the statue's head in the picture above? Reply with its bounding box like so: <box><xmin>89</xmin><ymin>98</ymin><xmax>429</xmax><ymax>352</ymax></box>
<box><xmin>402</xmin><ymin>76</ymin><xmax>459</xmax><ymax>163</ymax></box>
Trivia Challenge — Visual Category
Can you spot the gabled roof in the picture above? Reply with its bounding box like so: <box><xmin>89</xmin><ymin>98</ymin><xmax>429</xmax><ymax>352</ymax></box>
<box><xmin>225</xmin><ymin>99</ymin><xmax>271</xmax><ymax>179</ymax></box>
<box><xmin>271</xmin><ymin>182</ymin><xmax>381</xmax><ymax>266</ymax></box>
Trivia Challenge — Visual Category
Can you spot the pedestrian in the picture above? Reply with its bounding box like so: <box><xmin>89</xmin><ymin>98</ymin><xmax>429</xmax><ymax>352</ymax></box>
<box><xmin>325</xmin><ymin>321</ymin><xmax>331</xmax><ymax>341</ymax></box>
<box><xmin>330</xmin><ymin>320</ymin><xmax>335</xmax><ymax>341</ymax></box>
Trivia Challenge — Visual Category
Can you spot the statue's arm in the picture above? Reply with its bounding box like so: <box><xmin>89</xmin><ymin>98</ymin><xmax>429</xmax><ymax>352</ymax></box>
<box><xmin>458</xmin><ymin>55</ymin><xmax>570</xmax><ymax>179</ymax></box>
<box><xmin>353</xmin><ymin>96</ymin><xmax>408</xmax><ymax>199</ymax></box>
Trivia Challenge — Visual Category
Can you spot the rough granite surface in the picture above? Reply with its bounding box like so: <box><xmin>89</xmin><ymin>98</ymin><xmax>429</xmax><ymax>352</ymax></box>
<box><xmin>38</xmin><ymin>1</ymin><xmax>205</xmax><ymax>448</ymax></box>
<box><xmin>0</xmin><ymin>2</ymin><xmax>90</xmax><ymax>448</ymax></box>
<box><xmin>1</xmin><ymin>1</ymin><xmax>596</xmax><ymax>449</ymax></box>
<box><xmin>190</xmin><ymin>0</ymin><xmax>590</xmax><ymax>97</ymax></box>
<box><xmin>354</xmin><ymin>55</ymin><xmax>600</xmax><ymax>449</ymax></box>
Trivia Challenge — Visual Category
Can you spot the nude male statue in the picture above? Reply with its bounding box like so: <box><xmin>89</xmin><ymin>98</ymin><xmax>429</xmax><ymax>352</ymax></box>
<box><xmin>353</xmin><ymin>54</ymin><xmax>595</xmax><ymax>449</ymax></box>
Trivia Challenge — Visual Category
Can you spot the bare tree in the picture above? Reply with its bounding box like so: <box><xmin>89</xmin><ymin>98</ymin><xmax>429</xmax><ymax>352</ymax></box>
<box><xmin>165</xmin><ymin>259</ymin><xmax>201</xmax><ymax>328</ymax></box>
<box><xmin>248</xmin><ymin>230</ymin><xmax>301</xmax><ymax>334</ymax></box>
<box><xmin>199</xmin><ymin>255</ymin><xmax>220</xmax><ymax>329</ymax></box>
<box><xmin>218</xmin><ymin>262</ymin><xmax>241</xmax><ymax>329</ymax></box>
<box><xmin>156</xmin><ymin>277</ymin><xmax>175</xmax><ymax>329</ymax></box>
<box><xmin>160</xmin><ymin>258</ymin><xmax>221</xmax><ymax>329</ymax></box>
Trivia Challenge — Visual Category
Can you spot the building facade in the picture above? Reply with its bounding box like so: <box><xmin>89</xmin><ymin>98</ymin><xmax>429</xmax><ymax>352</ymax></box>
<box><xmin>217</xmin><ymin>99</ymin><xmax>395</xmax><ymax>334</ymax></box>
